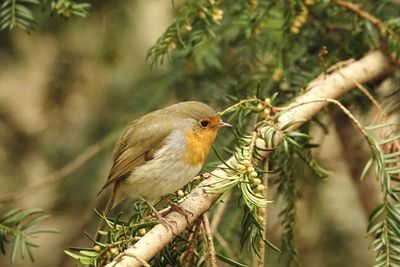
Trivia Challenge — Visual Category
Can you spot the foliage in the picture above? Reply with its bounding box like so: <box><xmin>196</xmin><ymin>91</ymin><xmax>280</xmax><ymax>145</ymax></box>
<box><xmin>146</xmin><ymin>0</ymin><xmax>224</xmax><ymax>66</ymax></box>
<box><xmin>386</xmin><ymin>17</ymin><xmax>400</xmax><ymax>58</ymax></box>
<box><xmin>270</xmin><ymin>122</ymin><xmax>329</xmax><ymax>265</ymax></box>
<box><xmin>0</xmin><ymin>206</ymin><xmax>56</xmax><ymax>263</ymax></box>
<box><xmin>65</xmin><ymin>216</ymin><xmax>158</xmax><ymax>266</ymax></box>
<box><xmin>0</xmin><ymin>0</ymin><xmax>90</xmax><ymax>32</ymax></box>
<box><xmin>143</xmin><ymin>0</ymin><xmax>400</xmax><ymax>114</ymax></box>
<box><xmin>363</xmin><ymin>123</ymin><xmax>400</xmax><ymax>267</ymax></box>
<box><xmin>65</xmin><ymin>179</ymin><xmax>206</xmax><ymax>266</ymax></box>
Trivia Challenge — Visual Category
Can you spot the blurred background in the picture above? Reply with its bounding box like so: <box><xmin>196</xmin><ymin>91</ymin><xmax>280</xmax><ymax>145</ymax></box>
<box><xmin>0</xmin><ymin>0</ymin><xmax>398</xmax><ymax>266</ymax></box>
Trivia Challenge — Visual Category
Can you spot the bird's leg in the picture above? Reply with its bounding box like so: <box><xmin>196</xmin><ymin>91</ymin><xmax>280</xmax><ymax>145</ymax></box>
<box><xmin>143</xmin><ymin>198</ymin><xmax>177</xmax><ymax>233</ymax></box>
<box><xmin>165</xmin><ymin>199</ymin><xmax>193</xmax><ymax>225</ymax></box>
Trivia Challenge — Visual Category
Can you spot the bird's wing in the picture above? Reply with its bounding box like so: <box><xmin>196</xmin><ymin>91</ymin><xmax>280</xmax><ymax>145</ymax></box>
<box><xmin>98</xmin><ymin>112</ymin><xmax>175</xmax><ymax>195</ymax></box>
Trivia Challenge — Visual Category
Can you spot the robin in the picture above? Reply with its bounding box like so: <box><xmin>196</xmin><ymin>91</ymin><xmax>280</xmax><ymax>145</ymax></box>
<box><xmin>96</xmin><ymin>101</ymin><xmax>231</xmax><ymax>240</ymax></box>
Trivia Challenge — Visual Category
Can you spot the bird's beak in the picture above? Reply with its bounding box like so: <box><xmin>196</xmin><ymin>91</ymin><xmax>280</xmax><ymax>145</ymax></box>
<box><xmin>219</xmin><ymin>121</ymin><xmax>233</xmax><ymax>128</ymax></box>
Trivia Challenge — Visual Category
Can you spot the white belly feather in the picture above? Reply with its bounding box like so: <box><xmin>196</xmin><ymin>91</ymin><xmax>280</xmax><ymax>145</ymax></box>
<box><xmin>121</xmin><ymin>129</ymin><xmax>202</xmax><ymax>200</ymax></box>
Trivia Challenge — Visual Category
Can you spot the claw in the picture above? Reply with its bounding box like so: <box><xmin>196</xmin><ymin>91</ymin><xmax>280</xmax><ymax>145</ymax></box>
<box><xmin>157</xmin><ymin>216</ymin><xmax>178</xmax><ymax>233</ymax></box>
<box><xmin>166</xmin><ymin>199</ymin><xmax>193</xmax><ymax>225</ymax></box>
<box><xmin>143</xmin><ymin>198</ymin><xmax>178</xmax><ymax>234</ymax></box>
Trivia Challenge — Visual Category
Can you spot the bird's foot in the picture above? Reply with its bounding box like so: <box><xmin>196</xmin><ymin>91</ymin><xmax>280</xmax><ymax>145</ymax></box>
<box><xmin>166</xmin><ymin>199</ymin><xmax>193</xmax><ymax>225</ymax></box>
<box><xmin>154</xmin><ymin>213</ymin><xmax>179</xmax><ymax>234</ymax></box>
<box><xmin>144</xmin><ymin>198</ymin><xmax>178</xmax><ymax>234</ymax></box>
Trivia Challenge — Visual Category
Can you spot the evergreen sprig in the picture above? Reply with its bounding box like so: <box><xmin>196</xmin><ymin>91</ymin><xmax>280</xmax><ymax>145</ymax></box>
<box><xmin>261</xmin><ymin>116</ymin><xmax>328</xmax><ymax>266</ymax></box>
<box><xmin>50</xmin><ymin>0</ymin><xmax>90</xmax><ymax>19</ymax></box>
<box><xmin>65</xmin><ymin>201</ymin><xmax>159</xmax><ymax>266</ymax></box>
<box><xmin>0</xmin><ymin>0</ymin><xmax>40</xmax><ymax>32</ymax></box>
<box><xmin>333</xmin><ymin>0</ymin><xmax>400</xmax><ymax>60</ymax></box>
<box><xmin>207</xmin><ymin>95</ymin><xmax>329</xmax><ymax>262</ymax></box>
<box><xmin>146</xmin><ymin>0</ymin><xmax>224</xmax><ymax>66</ymax></box>
<box><xmin>363</xmin><ymin>123</ymin><xmax>400</xmax><ymax>267</ymax></box>
<box><xmin>269</xmin><ymin>121</ymin><xmax>329</xmax><ymax>266</ymax></box>
<box><xmin>0</xmin><ymin>0</ymin><xmax>90</xmax><ymax>32</ymax></box>
<box><xmin>386</xmin><ymin>17</ymin><xmax>400</xmax><ymax>58</ymax></box>
<box><xmin>65</xmin><ymin>178</ymin><xmax>205</xmax><ymax>267</ymax></box>
<box><xmin>0</xmin><ymin>206</ymin><xmax>56</xmax><ymax>263</ymax></box>
<box><xmin>277</xmin><ymin>162</ymin><xmax>298</xmax><ymax>266</ymax></box>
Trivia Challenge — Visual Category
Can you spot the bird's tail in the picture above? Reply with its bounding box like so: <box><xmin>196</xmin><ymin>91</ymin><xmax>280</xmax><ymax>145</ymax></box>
<box><xmin>94</xmin><ymin>184</ymin><xmax>116</xmax><ymax>242</ymax></box>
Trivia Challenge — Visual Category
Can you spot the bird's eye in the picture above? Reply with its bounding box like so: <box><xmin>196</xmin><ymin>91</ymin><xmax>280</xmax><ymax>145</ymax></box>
<box><xmin>200</xmin><ymin>120</ymin><xmax>209</xmax><ymax>128</ymax></box>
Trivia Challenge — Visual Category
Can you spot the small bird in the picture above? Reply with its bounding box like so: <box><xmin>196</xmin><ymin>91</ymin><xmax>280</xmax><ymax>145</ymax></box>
<box><xmin>96</xmin><ymin>101</ymin><xmax>231</xmax><ymax>239</ymax></box>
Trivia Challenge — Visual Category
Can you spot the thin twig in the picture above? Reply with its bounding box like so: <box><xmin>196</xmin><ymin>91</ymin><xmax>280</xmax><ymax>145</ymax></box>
<box><xmin>281</xmin><ymin>98</ymin><xmax>372</xmax><ymax>145</ymax></box>
<box><xmin>181</xmin><ymin>221</ymin><xmax>201</xmax><ymax>267</ymax></box>
<box><xmin>202</xmin><ymin>213</ymin><xmax>218</xmax><ymax>267</ymax></box>
<box><xmin>334</xmin><ymin>0</ymin><xmax>384</xmax><ymax>29</ymax></box>
<box><xmin>337</xmin><ymin>70</ymin><xmax>387</xmax><ymax>116</ymax></box>
<box><xmin>219</xmin><ymin>98</ymin><xmax>263</xmax><ymax>115</ymax></box>
<box><xmin>319</xmin><ymin>46</ymin><xmax>329</xmax><ymax>76</ymax></box>
<box><xmin>214</xmin><ymin>231</ymin><xmax>238</xmax><ymax>260</ymax></box>
<box><xmin>0</xmin><ymin>138</ymin><xmax>111</xmax><ymax>203</ymax></box>
<box><xmin>210</xmin><ymin>192</ymin><xmax>232</xmax><ymax>232</ymax></box>
<box><xmin>334</xmin><ymin>0</ymin><xmax>400</xmax><ymax>44</ymax></box>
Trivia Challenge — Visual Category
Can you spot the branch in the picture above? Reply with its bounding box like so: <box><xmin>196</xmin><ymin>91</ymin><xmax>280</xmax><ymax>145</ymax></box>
<box><xmin>210</xmin><ymin>192</ymin><xmax>231</xmax><ymax>232</ymax></box>
<box><xmin>334</xmin><ymin>0</ymin><xmax>400</xmax><ymax>46</ymax></box>
<box><xmin>105</xmin><ymin>50</ymin><xmax>391</xmax><ymax>267</ymax></box>
<box><xmin>0</xmin><ymin>138</ymin><xmax>111</xmax><ymax>203</ymax></box>
<box><xmin>201</xmin><ymin>213</ymin><xmax>217</xmax><ymax>267</ymax></box>
<box><xmin>180</xmin><ymin>222</ymin><xmax>200</xmax><ymax>267</ymax></box>
<box><xmin>334</xmin><ymin>0</ymin><xmax>384</xmax><ymax>29</ymax></box>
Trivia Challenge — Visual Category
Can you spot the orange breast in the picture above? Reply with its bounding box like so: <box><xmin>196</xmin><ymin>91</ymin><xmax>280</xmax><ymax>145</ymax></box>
<box><xmin>185</xmin><ymin>128</ymin><xmax>218</xmax><ymax>165</ymax></box>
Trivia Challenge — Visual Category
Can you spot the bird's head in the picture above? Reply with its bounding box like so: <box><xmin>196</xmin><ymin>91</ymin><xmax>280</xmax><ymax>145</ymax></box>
<box><xmin>167</xmin><ymin>101</ymin><xmax>232</xmax><ymax>133</ymax></box>
<box><xmin>165</xmin><ymin>101</ymin><xmax>232</xmax><ymax>165</ymax></box>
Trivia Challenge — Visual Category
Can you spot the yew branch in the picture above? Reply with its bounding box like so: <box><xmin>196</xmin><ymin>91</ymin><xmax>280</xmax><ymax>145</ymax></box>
<box><xmin>105</xmin><ymin>50</ymin><xmax>391</xmax><ymax>267</ymax></box>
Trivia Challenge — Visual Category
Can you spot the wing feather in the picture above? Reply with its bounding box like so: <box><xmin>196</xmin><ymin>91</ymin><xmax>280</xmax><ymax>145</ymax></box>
<box><xmin>98</xmin><ymin>112</ymin><xmax>174</xmax><ymax>194</ymax></box>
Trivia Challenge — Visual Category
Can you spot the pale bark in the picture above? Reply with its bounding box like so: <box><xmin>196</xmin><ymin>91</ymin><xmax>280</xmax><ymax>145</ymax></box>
<box><xmin>105</xmin><ymin>50</ymin><xmax>391</xmax><ymax>267</ymax></box>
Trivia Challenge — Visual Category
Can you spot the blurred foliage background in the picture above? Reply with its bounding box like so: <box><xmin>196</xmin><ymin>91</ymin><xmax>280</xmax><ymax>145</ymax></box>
<box><xmin>0</xmin><ymin>0</ymin><xmax>399</xmax><ymax>266</ymax></box>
